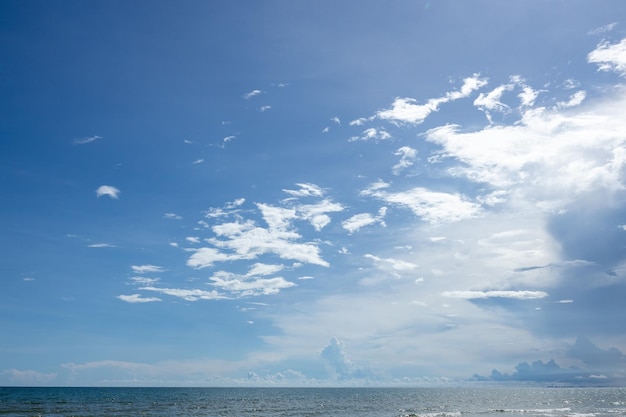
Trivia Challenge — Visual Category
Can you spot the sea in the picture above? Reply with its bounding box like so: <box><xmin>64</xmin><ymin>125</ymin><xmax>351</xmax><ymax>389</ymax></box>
<box><xmin>0</xmin><ymin>387</ymin><xmax>625</xmax><ymax>417</ymax></box>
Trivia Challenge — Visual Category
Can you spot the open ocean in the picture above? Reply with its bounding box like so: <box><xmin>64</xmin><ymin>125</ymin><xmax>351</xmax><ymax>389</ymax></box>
<box><xmin>0</xmin><ymin>387</ymin><xmax>625</xmax><ymax>417</ymax></box>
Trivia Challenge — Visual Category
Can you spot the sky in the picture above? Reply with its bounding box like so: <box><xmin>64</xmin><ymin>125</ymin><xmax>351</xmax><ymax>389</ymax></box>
<box><xmin>2</xmin><ymin>0</ymin><xmax>626</xmax><ymax>387</ymax></box>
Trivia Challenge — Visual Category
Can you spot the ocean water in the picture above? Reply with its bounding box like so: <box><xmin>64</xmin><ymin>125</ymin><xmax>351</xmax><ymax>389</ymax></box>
<box><xmin>0</xmin><ymin>387</ymin><xmax>625</xmax><ymax>417</ymax></box>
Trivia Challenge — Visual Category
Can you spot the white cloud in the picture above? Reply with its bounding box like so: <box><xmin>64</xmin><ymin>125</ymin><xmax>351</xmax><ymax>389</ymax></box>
<box><xmin>87</xmin><ymin>243</ymin><xmax>115</xmax><ymax>248</ymax></box>
<box><xmin>362</xmin><ymin>182</ymin><xmax>481</xmax><ymax>225</ymax></box>
<box><xmin>131</xmin><ymin>264</ymin><xmax>165</xmax><ymax>274</ymax></box>
<box><xmin>341</xmin><ymin>207</ymin><xmax>387</xmax><ymax>233</ymax></box>
<box><xmin>392</xmin><ymin>146</ymin><xmax>418</xmax><ymax>175</ymax></box>
<box><xmin>294</xmin><ymin>199</ymin><xmax>344</xmax><ymax>231</ymax></box>
<box><xmin>424</xmin><ymin>92</ymin><xmax>626</xmax><ymax>205</ymax></box>
<box><xmin>246</xmin><ymin>263</ymin><xmax>285</xmax><ymax>277</ymax></box>
<box><xmin>96</xmin><ymin>185</ymin><xmax>120</xmax><ymax>199</ymax></box>
<box><xmin>2</xmin><ymin>368</ymin><xmax>57</xmax><ymax>384</ymax></box>
<box><xmin>186</xmin><ymin>236</ymin><xmax>201</xmax><ymax>244</ymax></box>
<box><xmin>224</xmin><ymin>135</ymin><xmax>236</xmax><ymax>142</ymax></box>
<box><xmin>474</xmin><ymin>83</ymin><xmax>514</xmax><ymax>123</ymax></box>
<box><xmin>130</xmin><ymin>277</ymin><xmax>160</xmax><ymax>285</ymax></box>
<box><xmin>588</xmin><ymin>38</ymin><xmax>626</xmax><ymax>76</ymax></box>
<box><xmin>163</xmin><ymin>213</ymin><xmax>182</xmax><ymax>220</ymax></box>
<box><xmin>376</xmin><ymin>74</ymin><xmax>487</xmax><ymax>125</ymax></box>
<box><xmin>441</xmin><ymin>290</ymin><xmax>548</xmax><ymax>300</ymax></box>
<box><xmin>243</xmin><ymin>89</ymin><xmax>262</xmax><ymax>99</ymax></box>
<box><xmin>117</xmin><ymin>294</ymin><xmax>162</xmax><ymax>303</ymax></box>
<box><xmin>73</xmin><ymin>135</ymin><xmax>102</xmax><ymax>145</ymax></box>
<box><xmin>283</xmin><ymin>183</ymin><xmax>325</xmax><ymax>197</ymax></box>
<box><xmin>556</xmin><ymin>90</ymin><xmax>586</xmax><ymax>108</ymax></box>
<box><xmin>259</xmin><ymin>105</ymin><xmax>272</xmax><ymax>112</ymax></box>
<box><xmin>364</xmin><ymin>253</ymin><xmax>418</xmax><ymax>271</ymax></box>
<box><xmin>141</xmin><ymin>286</ymin><xmax>226</xmax><ymax>301</ymax></box>
<box><xmin>588</xmin><ymin>22</ymin><xmax>618</xmax><ymax>35</ymax></box>
<box><xmin>192</xmin><ymin>159</ymin><xmax>205</xmax><ymax>164</ymax></box>
<box><xmin>188</xmin><ymin>203</ymin><xmax>330</xmax><ymax>269</ymax></box>
<box><xmin>349</xmin><ymin>117</ymin><xmax>372</xmax><ymax>126</ymax></box>
<box><xmin>210</xmin><ymin>271</ymin><xmax>296</xmax><ymax>297</ymax></box>
<box><xmin>349</xmin><ymin>127</ymin><xmax>392</xmax><ymax>142</ymax></box>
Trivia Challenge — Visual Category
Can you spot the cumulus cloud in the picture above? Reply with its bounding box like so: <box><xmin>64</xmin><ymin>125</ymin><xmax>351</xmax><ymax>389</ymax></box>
<box><xmin>95</xmin><ymin>185</ymin><xmax>120</xmax><ymax>199</ymax></box>
<box><xmin>320</xmin><ymin>337</ymin><xmax>374</xmax><ymax>380</ymax></box>
<box><xmin>588</xmin><ymin>38</ymin><xmax>626</xmax><ymax>76</ymax></box>
<box><xmin>188</xmin><ymin>203</ymin><xmax>329</xmax><ymax>269</ymax></box>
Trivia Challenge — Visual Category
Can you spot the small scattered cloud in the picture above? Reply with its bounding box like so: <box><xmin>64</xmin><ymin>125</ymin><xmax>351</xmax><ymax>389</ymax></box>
<box><xmin>392</xmin><ymin>146</ymin><xmax>418</xmax><ymax>175</ymax></box>
<box><xmin>224</xmin><ymin>135</ymin><xmax>236</xmax><ymax>143</ymax></box>
<box><xmin>349</xmin><ymin>127</ymin><xmax>391</xmax><ymax>142</ymax></box>
<box><xmin>131</xmin><ymin>264</ymin><xmax>164</xmax><ymax>274</ymax></box>
<box><xmin>117</xmin><ymin>294</ymin><xmax>162</xmax><ymax>303</ymax></box>
<box><xmin>283</xmin><ymin>183</ymin><xmax>325</xmax><ymax>198</ymax></box>
<box><xmin>364</xmin><ymin>253</ymin><xmax>418</xmax><ymax>271</ymax></box>
<box><xmin>243</xmin><ymin>89</ymin><xmax>262</xmax><ymax>99</ymax></box>
<box><xmin>95</xmin><ymin>185</ymin><xmax>120</xmax><ymax>199</ymax></box>
<box><xmin>163</xmin><ymin>213</ymin><xmax>182</xmax><ymax>220</ymax></box>
<box><xmin>588</xmin><ymin>22</ymin><xmax>618</xmax><ymax>36</ymax></box>
<box><xmin>73</xmin><ymin>135</ymin><xmax>102</xmax><ymax>145</ymax></box>
<box><xmin>87</xmin><ymin>243</ymin><xmax>115</xmax><ymax>248</ymax></box>
<box><xmin>186</xmin><ymin>236</ymin><xmax>201</xmax><ymax>244</ymax></box>
<box><xmin>342</xmin><ymin>207</ymin><xmax>387</xmax><ymax>233</ymax></box>
<box><xmin>259</xmin><ymin>105</ymin><xmax>272</xmax><ymax>112</ymax></box>
<box><xmin>192</xmin><ymin>159</ymin><xmax>205</xmax><ymax>164</ymax></box>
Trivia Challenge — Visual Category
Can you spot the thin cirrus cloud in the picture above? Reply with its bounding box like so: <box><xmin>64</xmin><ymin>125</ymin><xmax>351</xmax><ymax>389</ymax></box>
<box><xmin>73</xmin><ymin>135</ymin><xmax>102</xmax><ymax>145</ymax></box>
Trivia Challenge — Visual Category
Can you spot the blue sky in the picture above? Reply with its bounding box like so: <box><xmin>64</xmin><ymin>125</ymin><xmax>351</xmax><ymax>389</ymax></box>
<box><xmin>2</xmin><ymin>0</ymin><xmax>626</xmax><ymax>386</ymax></box>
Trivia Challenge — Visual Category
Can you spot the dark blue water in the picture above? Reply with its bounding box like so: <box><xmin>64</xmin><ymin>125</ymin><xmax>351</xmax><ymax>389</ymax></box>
<box><xmin>0</xmin><ymin>387</ymin><xmax>624</xmax><ymax>417</ymax></box>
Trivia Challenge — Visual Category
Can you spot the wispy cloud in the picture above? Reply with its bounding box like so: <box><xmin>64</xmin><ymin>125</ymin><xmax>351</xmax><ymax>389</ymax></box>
<box><xmin>243</xmin><ymin>89</ymin><xmax>263</xmax><ymax>99</ymax></box>
<box><xmin>362</xmin><ymin>182</ymin><xmax>480</xmax><ymax>225</ymax></box>
<box><xmin>117</xmin><ymin>294</ymin><xmax>162</xmax><ymax>303</ymax></box>
<box><xmin>163</xmin><ymin>213</ymin><xmax>182</xmax><ymax>220</ymax></box>
<box><xmin>342</xmin><ymin>207</ymin><xmax>387</xmax><ymax>233</ymax></box>
<box><xmin>95</xmin><ymin>185</ymin><xmax>120</xmax><ymax>199</ymax></box>
<box><xmin>441</xmin><ymin>290</ymin><xmax>548</xmax><ymax>300</ymax></box>
<box><xmin>87</xmin><ymin>243</ymin><xmax>115</xmax><ymax>248</ymax></box>
<box><xmin>131</xmin><ymin>264</ymin><xmax>164</xmax><ymax>274</ymax></box>
<box><xmin>392</xmin><ymin>146</ymin><xmax>418</xmax><ymax>175</ymax></box>
<box><xmin>375</xmin><ymin>74</ymin><xmax>487</xmax><ymax>125</ymax></box>
<box><xmin>349</xmin><ymin>127</ymin><xmax>391</xmax><ymax>142</ymax></box>
<box><xmin>73</xmin><ymin>135</ymin><xmax>102</xmax><ymax>145</ymax></box>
